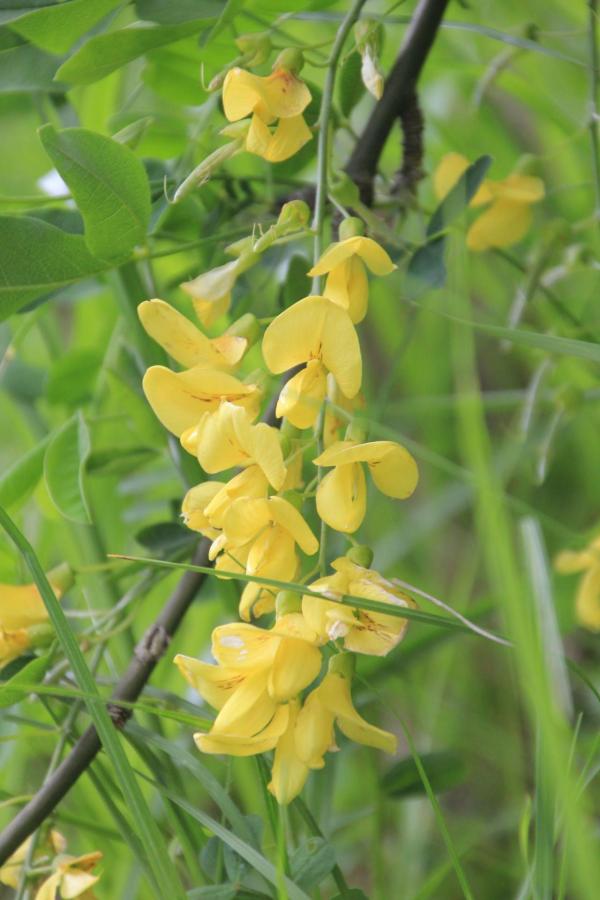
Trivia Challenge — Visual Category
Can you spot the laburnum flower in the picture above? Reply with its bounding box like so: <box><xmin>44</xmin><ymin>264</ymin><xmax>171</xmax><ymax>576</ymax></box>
<box><xmin>208</xmin><ymin>495</ymin><xmax>319</xmax><ymax>619</ymax></box>
<box><xmin>0</xmin><ymin>836</ymin><xmax>30</xmax><ymax>888</ymax></box>
<box><xmin>555</xmin><ymin>536</ymin><xmax>600</xmax><ymax>632</ymax></box>
<box><xmin>138</xmin><ymin>299</ymin><xmax>247</xmax><ymax>369</ymax></box>
<box><xmin>174</xmin><ymin>612</ymin><xmax>321</xmax><ymax>751</ymax></box>
<box><xmin>262</xmin><ymin>295</ymin><xmax>362</xmax><ymax>428</ymax></box>
<box><xmin>294</xmin><ymin>658</ymin><xmax>397</xmax><ymax>781</ymax></box>
<box><xmin>142</xmin><ymin>365</ymin><xmax>261</xmax><ymax>439</ymax></box>
<box><xmin>34</xmin><ymin>851</ymin><xmax>103</xmax><ymax>900</ymax></box>
<box><xmin>222</xmin><ymin>61</ymin><xmax>312</xmax><ymax>163</ymax></box>
<box><xmin>183</xmin><ymin>466</ymin><xmax>269</xmax><ymax>537</ymax></box>
<box><xmin>303</xmin><ymin>556</ymin><xmax>416</xmax><ymax>656</ymax></box>
<box><xmin>434</xmin><ymin>152</ymin><xmax>545</xmax><ymax>251</ymax></box>
<box><xmin>181</xmin><ymin>253</ymin><xmax>257</xmax><ymax>327</ymax></box>
<box><xmin>307</xmin><ymin>219</ymin><xmax>396</xmax><ymax>323</ymax></box>
<box><xmin>180</xmin><ymin>402</ymin><xmax>286</xmax><ymax>491</ymax></box>
<box><xmin>0</xmin><ymin>564</ymin><xmax>72</xmax><ymax>668</ymax></box>
<box><xmin>313</xmin><ymin>439</ymin><xmax>419</xmax><ymax>533</ymax></box>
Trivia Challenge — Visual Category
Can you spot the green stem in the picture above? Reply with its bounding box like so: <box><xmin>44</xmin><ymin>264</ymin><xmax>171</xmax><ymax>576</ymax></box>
<box><xmin>588</xmin><ymin>0</ymin><xmax>600</xmax><ymax>218</ymax></box>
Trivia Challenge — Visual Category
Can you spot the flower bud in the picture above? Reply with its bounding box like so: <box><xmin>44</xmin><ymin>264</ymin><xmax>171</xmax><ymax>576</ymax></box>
<box><xmin>354</xmin><ymin>21</ymin><xmax>384</xmax><ymax>100</ymax></box>
<box><xmin>235</xmin><ymin>31</ymin><xmax>272</xmax><ymax>66</ymax></box>
<box><xmin>328</xmin><ymin>651</ymin><xmax>355</xmax><ymax>678</ymax></box>
<box><xmin>225</xmin><ymin>312</ymin><xmax>260</xmax><ymax>346</ymax></box>
<box><xmin>173</xmin><ymin>140</ymin><xmax>243</xmax><ymax>203</ymax></box>
<box><xmin>276</xmin><ymin>590</ymin><xmax>302</xmax><ymax>617</ymax></box>
<box><xmin>277</xmin><ymin>199</ymin><xmax>311</xmax><ymax>231</ymax></box>
<box><xmin>345</xmin><ymin>544</ymin><xmax>374</xmax><ymax>569</ymax></box>
<box><xmin>272</xmin><ymin>47</ymin><xmax>304</xmax><ymax>75</ymax></box>
<box><xmin>47</xmin><ymin>562</ymin><xmax>74</xmax><ymax>594</ymax></box>
<box><xmin>339</xmin><ymin>216</ymin><xmax>365</xmax><ymax>240</ymax></box>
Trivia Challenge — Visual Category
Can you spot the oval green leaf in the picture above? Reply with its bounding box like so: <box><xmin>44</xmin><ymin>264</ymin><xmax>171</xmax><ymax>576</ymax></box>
<box><xmin>44</xmin><ymin>411</ymin><xmax>91</xmax><ymax>524</ymax></box>
<box><xmin>39</xmin><ymin>124</ymin><xmax>151</xmax><ymax>262</ymax></box>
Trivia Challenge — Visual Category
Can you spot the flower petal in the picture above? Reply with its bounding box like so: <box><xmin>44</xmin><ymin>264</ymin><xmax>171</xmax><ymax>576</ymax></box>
<box><xmin>316</xmin><ymin>463</ymin><xmax>366</xmax><ymax>534</ymax></box>
<box><xmin>174</xmin><ymin>654</ymin><xmax>245</xmax><ymax>710</ymax></box>
<box><xmin>319</xmin><ymin>672</ymin><xmax>396</xmax><ymax>753</ymax></box>
<box><xmin>0</xmin><ymin>584</ymin><xmax>49</xmax><ymax>630</ymax></box>
<box><xmin>433</xmin><ymin>152</ymin><xmax>493</xmax><ymax>206</ymax></box>
<box><xmin>264</xmin><ymin>114</ymin><xmax>312</xmax><ymax>162</ymax></box>
<box><xmin>204</xmin><ymin>466</ymin><xmax>269</xmax><ymax>528</ymax></box>
<box><xmin>309</xmin><ymin>236</ymin><xmax>395</xmax><ymax>277</ymax></box>
<box><xmin>211</xmin><ymin>621</ymin><xmax>278</xmax><ymax>669</ymax></box>
<box><xmin>138</xmin><ymin>299</ymin><xmax>230</xmax><ymax>369</ymax></box>
<box><xmin>223</xmin><ymin>68</ymin><xmax>311</xmax><ymax>122</ymax></box>
<box><xmin>467</xmin><ymin>199</ymin><xmax>533</xmax><ymax>251</ymax></box>
<box><xmin>491</xmin><ymin>173</ymin><xmax>545</xmax><ymax>204</ymax></box>
<box><xmin>295</xmin><ymin>690</ymin><xmax>335</xmax><ymax>766</ymax></box>
<box><xmin>181</xmin><ymin>481</ymin><xmax>223</xmax><ymax>533</ymax></box>
<box><xmin>324</xmin><ymin>256</ymin><xmax>369</xmax><ymax>323</ymax></box>
<box><xmin>245</xmin><ymin>112</ymin><xmax>272</xmax><ymax>156</ymax></box>
<box><xmin>268</xmin><ymin>496</ymin><xmax>319</xmax><ymax>555</ymax></box>
<box><xmin>211</xmin><ymin>669</ymin><xmax>276</xmax><ymax>736</ymax></box>
<box><xmin>222</xmin><ymin>497</ymin><xmax>271</xmax><ymax>547</ymax></box>
<box><xmin>555</xmin><ymin>549</ymin><xmax>595</xmax><ymax>574</ymax></box>
<box><xmin>269</xmin><ymin>700</ymin><xmax>309</xmax><ymax>804</ymax></box>
<box><xmin>248</xmin><ymin>423</ymin><xmax>287</xmax><ymax>490</ymax></box>
<box><xmin>268</xmin><ymin>638</ymin><xmax>322</xmax><ymax>701</ymax></box>
<box><xmin>275</xmin><ymin>360</ymin><xmax>327</xmax><ymax>429</ymax></box>
<box><xmin>196</xmin><ymin>704</ymin><xmax>290</xmax><ymax>756</ymax></box>
<box><xmin>315</xmin><ymin>440</ymin><xmax>418</xmax><ymax>499</ymax></box>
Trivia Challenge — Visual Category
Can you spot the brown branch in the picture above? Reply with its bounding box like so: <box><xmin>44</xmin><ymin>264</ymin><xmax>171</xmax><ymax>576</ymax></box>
<box><xmin>345</xmin><ymin>0</ymin><xmax>450</xmax><ymax>205</ymax></box>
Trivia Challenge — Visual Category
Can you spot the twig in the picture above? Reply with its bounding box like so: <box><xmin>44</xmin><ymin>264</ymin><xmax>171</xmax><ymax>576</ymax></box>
<box><xmin>345</xmin><ymin>0</ymin><xmax>450</xmax><ymax>204</ymax></box>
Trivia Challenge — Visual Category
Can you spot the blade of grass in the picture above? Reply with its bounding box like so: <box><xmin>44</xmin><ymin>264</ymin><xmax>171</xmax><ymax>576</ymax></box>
<box><xmin>0</xmin><ymin>505</ymin><xmax>185</xmax><ymax>898</ymax></box>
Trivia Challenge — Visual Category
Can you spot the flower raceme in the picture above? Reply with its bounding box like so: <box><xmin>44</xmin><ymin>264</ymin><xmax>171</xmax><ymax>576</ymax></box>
<box><xmin>313</xmin><ymin>438</ymin><xmax>419</xmax><ymax>533</ymax></box>
<box><xmin>555</xmin><ymin>536</ymin><xmax>600</xmax><ymax>632</ymax></box>
<box><xmin>303</xmin><ymin>556</ymin><xmax>416</xmax><ymax>656</ymax></box>
<box><xmin>262</xmin><ymin>295</ymin><xmax>362</xmax><ymax>428</ymax></box>
<box><xmin>308</xmin><ymin>218</ymin><xmax>397</xmax><ymax>323</ymax></box>
<box><xmin>0</xmin><ymin>832</ymin><xmax>101</xmax><ymax>900</ymax></box>
<box><xmin>434</xmin><ymin>152</ymin><xmax>545</xmax><ymax>251</ymax></box>
<box><xmin>222</xmin><ymin>56</ymin><xmax>312</xmax><ymax>162</ymax></box>
<box><xmin>0</xmin><ymin>564</ymin><xmax>72</xmax><ymax>668</ymax></box>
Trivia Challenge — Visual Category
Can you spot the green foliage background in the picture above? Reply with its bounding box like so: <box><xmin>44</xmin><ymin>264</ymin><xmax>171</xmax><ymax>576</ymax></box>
<box><xmin>0</xmin><ymin>1</ymin><xmax>598</xmax><ymax>898</ymax></box>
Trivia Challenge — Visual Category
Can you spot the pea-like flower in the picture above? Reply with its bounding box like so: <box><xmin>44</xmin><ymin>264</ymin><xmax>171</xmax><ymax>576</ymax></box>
<box><xmin>180</xmin><ymin>401</ymin><xmax>286</xmax><ymax>491</ymax></box>
<box><xmin>313</xmin><ymin>439</ymin><xmax>418</xmax><ymax>533</ymax></box>
<box><xmin>303</xmin><ymin>556</ymin><xmax>415</xmax><ymax>656</ymax></box>
<box><xmin>183</xmin><ymin>466</ymin><xmax>270</xmax><ymax>537</ymax></box>
<box><xmin>262</xmin><ymin>295</ymin><xmax>362</xmax><ymax>428</ymax></box>
<box><xmin>222</xmin><ymin>65</ymin><xmax>312</xmax><ymax>162</ymax></box>
<box><xmin>181</xmin><ymin>255</ymin><xmax>258</xmax><ymax>327</ymax></box>
<box><xmin>209</xmin><ymin>495</ymin><xmax>319</xmax><ymax>620</ymax></box>
<box><xmin>434</xmin><ymin>152</ymin><xmax>545</xmax><ymax>251</ymax></box>
<box><xmin>0</xmin><ymin>564</ymin><xmax>72</xmax><ymax>668</ymax></box>
<box><xmin>34</xmin><ymin>850</ymin><xmax>103</xmax><ymax>900</ymax></box>
<box><xmin>142</xmin><ymin>366</ymin><xmax>261</xmax><ymax>439</ymax></box>
<box><xmin>175</xmin><ymin>612</ymin><xmax>321</xmax><ymax>750</ymax></box>
<box><xmin>138</xmin><ymin>299</ymin><xmax>247</xmax><ymax>369</ymax></box>
<box><xmin>555</xmin><ymin>536</ymin><xmax>600</xmax><ymax>632</ymax></box>
<box><xmin>308</xmin><ymin>221</ymin><xmax>396</xmax><ymax>323</ymax></box>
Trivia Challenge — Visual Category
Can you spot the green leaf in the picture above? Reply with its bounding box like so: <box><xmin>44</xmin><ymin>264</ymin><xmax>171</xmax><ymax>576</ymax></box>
<box><xmin>187</xmin><ymin>888</ymin><xmax>237</xmax><ymax>900</ymax></box>
<box><xmin>55</xmin><ymin>19</ymin><xmax>215</xmax><ymax>85</ymax></box>
<box><xmin>136</xmin><ymin>0</ymin><xmax>222</xmax><ymax>25</ymax></box>
<box><xmin>9</xmin><ymin>0</ymin><xmax>124</xmax><ymax>54</ymax></box>
<box><xmin>0</xmin><ymin>437</ymin><xmax>50</xmax><ymax>510</ymax></box>
<box><xmin>406</xmin><ymin>236</ymin><xmax>446</xmax><ymax>293</ymax></box>
<box><xmin>0</xmin><ymin>216</ymin><xmax>107</xmax><ymax>320</ymax></box>
<box><xmin>46</xmin><ymin>348</ymin><xmax>102</xmax><ymax>407</ymax></box>
<box><xmin>0</xmin><ymin>507</ymin><xmax>186</xmax><ymax>900</ymax></box>
<box><xmin>135</xmin><ymin>522</ymin><xmax>197</xmax><ymax>556</ymax></box>
<box><xmin>0</xmin><ymin>43</ymin><xmax>65</xmax><ymax>93</ymax></box>
<box><xmin>290</xmin><ymin>838</ymin><xmax>336</xmax><ymax>890</ymax></box>
<box><xmin>39</xmin><ymin>125</ymin><xmax>151</xmax><ymax>262</ymax></box>
<box><xmin>427</xmin><ymin>154</ymin><xmax>492</xmax><ymax>237</ymax></box>
<box><xmin>44</xmin><ymin>411</ymin><xmax>91</xmax><ymax>524</ymax></box>
<box><xmin>0</xmin><ymin>653</ymin><xmax>50</xmax><ymax>708</ymax></box>
<box><xmin>382</xmin><ymin>751</ymin><xmax>467</xmax><ymax>798</ymax></box>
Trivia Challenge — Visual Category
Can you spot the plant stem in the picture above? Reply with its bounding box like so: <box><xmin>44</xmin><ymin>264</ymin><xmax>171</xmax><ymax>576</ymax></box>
<box><xmin>588</xmin><ymin>0</ymin><xmax>600</xmax><ymax>218</ymax></box>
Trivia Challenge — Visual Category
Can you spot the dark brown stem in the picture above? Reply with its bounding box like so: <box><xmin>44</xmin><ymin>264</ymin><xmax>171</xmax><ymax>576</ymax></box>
<box><xmin>345</xmin><ymin>0</ymin><xmax>450</xmax><ymax>205</ymax></box>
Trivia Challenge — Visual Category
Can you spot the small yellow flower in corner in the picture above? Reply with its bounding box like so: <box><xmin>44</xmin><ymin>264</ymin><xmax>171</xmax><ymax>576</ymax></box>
<box><xmin>303</xmin><ymin>555</ymin><xmax>416</xmax><ymax>656</ymax></box>
<box><xmin>313</xmin><ymin>438</ymin><xmax>418</xmax><ymax>533</ymax></box>
<box><xmin>308</xmin><ymin>217</ymin><xmax>396</xmax><ymax>323</ymax></box>
<box><xmin>0</xmin><ymin>564</ymin><xmax>72</xmax><ymax>668</ymax></box>
<box><xmin>222</xmin><ymin>53</ymin><xmax>312</xmax><ymax>162</ymax></box>
<box><xmin>434</xmin><ymin>152</ymin><xmax>545</xmax><ymax>251</ymax></box>
<box><xmin>262</xmin><ymin>296</ymin><xmax>362</xmax><ymax>428</ymax></box>
<box><xmin>555</xmin><ymin>536</ymin><xmax>600</xmax><ymax>632</ymax></box>
<box><xmin>34</xmin><ymin>850</ymin><xmax>103</xmax><ymax>900</ymax></box>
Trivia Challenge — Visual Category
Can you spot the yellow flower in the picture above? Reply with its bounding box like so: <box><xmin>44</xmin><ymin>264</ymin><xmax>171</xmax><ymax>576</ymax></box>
<box><xmin>180</xmin><ymin>401</ymin><xmax>286</xmax><ymax>490</ymax></box>
<box><xmin>262</xmin><ymin>296</ymin><xmax>362</xmax><ymax>428</ymax></box>
<box><xmin>434</xmin><ymin>152</ymin><xmax>545</xmax><ymax>251</ymax></box>
<box><xmin>313</xmin><ymin>439</ymin><xmax>419</xmax><ymax>533</ymax></box>
<box><xmin>175</xmin><ymin>613</ymin><xmax>322</xmax><ymax>755</ymax></box>
<box><xmin>555</xmin><ymin>537</ymin><xmax>600</xmax><ymax>632</ymax></box>
<box><xmin>138</xmin><ymin>299</ymin><xmax>247</xmax><ymax>369</ymax></box>
<box><xmin>181</xmin><ymin>252</ymin><xmax>258</xmax><ymax>327</ymax></box>
<box><xmin>142</xmin><ymin>366</ymin><xmax>261</xmax><ymax>439</ymax></box>
<box><xmin>0</xmin><ymin>837</ymin><xmax>31</xmax><ymax>888</ymax></box>
<box><xmin>209</xmin><ymin>495</ymin><xmax>318</xmax><ymax>620</ymax></box>
<box><xmin>295</xmin><ymin>663</ymin><xmax>397</xmax><ymax>770</ymax></box>
<box><xmin>34</xmin><ymin>851</ymin><xmax>102</xmax><ymax>900</ymax></box>
<box><xmin>0</xmin><ymin>565</ymin><xmax>72</xmax><ymax>668</ymax></box>
<box><xmin>308</xmin><ymin>229</ymin><xmax>396</xmax><ymax>323</ymax></box>
<box><xmin>222</xmin><ymin>66</ymin><xmax>312</xmax><ymax>162</ymax></box>
<box><xmin>183</xmin><ymin>466</ymin><xmax>270</xmax><ymax>537</ymax></box>
<box><xmin>269</xmin><ymin>698</ymin><xmax>313</xmax><ymax>804</ymax></box>
<box><xmin>303</xmin><ymin>557</ymin><xmax>415</xmax><ymax>656</ymax></box>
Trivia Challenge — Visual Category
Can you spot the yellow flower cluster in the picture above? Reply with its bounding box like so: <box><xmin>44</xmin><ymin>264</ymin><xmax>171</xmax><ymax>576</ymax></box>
<box><xmin>434</xmin><ymin>152</ymin><xmax>545</xmax><ymax>250</ymax></box>
<box><xmin>140</xmin><ymin>154</ymin><xmax>422</xmax><ymax>800</ymax></box>
<box><xmin>0</xmin><ymin>563</ymin><xmax>72</xmax><ymax>669</ymax></box>
<box><xmin>0</xmin><ymin>831</ymin><xmax>102</xmax><ymax>899</ymax></box>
